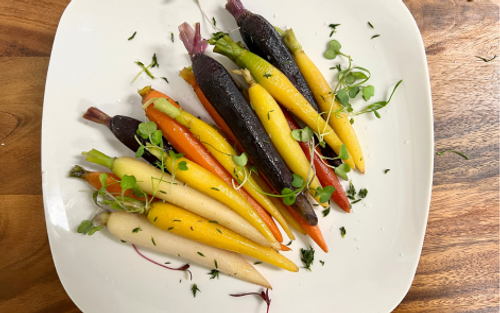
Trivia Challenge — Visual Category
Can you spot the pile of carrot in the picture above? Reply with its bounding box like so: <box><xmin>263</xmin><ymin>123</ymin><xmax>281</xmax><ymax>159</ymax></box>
<box><xmin>71</xmin><ymin>0</ymin><xmax>369</xmax><ymax>289</ymax></box>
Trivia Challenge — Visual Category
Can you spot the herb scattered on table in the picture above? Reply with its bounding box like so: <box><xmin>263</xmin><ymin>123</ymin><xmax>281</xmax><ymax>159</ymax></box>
<box><xmin>436</xmin><ymin>150</ymin><xmax>469</xmax><ymax>160</ymax></box>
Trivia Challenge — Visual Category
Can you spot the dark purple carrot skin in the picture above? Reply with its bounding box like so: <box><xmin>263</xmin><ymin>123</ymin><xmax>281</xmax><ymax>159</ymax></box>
<box><xmin>192</xmin><ymin>53</ymin><xmax>317</xmax><ymax>226</ymax></box>
<box><xmin>226</xmin><ymin>0</ymin><xmax>321</xmax><ymax>112</ymax></box>
<box><xmin>319</xmin><ymin>145</ymin><xmax>343</xmax><ymax>168</ymax></box>
<box><xmin>83</xmin><ymin>107</ymin><xmax>174</xmax><ymax>167</ymax></box>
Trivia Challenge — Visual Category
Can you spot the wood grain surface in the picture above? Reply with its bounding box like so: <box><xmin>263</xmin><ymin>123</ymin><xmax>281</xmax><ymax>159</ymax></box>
<box><xmin>0</xmin><ymin>0</ymin><xmax>498</xmax><ymax>312</ymax></box>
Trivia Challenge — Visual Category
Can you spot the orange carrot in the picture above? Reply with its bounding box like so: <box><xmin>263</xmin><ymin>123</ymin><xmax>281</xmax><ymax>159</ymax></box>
<box><xmin>280</xmin><ymin>244</ymin><xmax>292</xmax><ymax>251</ymax></box>
<box><xmin>287</xmin><ymin>207</ymin><xmax>329</xmax><ymax>253</ymax></box>
<box><xmin>138</xmin><ymin>86</ymin><xmax>284</xmax><ymax>244</ymax></box>
<box><xmin>69</xmin><ymin>165</ymin><xmax>151</xmax><ymax>202</ymax></box>
<box><xmin>179</xmin><ymin>67</ymin><xmax>244</xmax><ymax>153</ymax></box>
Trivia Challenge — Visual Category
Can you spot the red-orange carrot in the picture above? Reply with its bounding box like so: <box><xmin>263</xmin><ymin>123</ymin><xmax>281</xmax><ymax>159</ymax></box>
<box><xmin>138</xmin><ymin>86</ymin><xmax>284</xmax><ymax>243</ymax></box>
<box><xmin>281</xmin><ymin>108</ymin><xmax>351</xmax><ymax>213</ymax></box>
<box><xmin>287</xmin><ymin>206</ymin><xmax>328</xmax><ymax>253</ymax></box>
<box><xmin>69</xmin><ymin>165</ymin><xmax>152</xmax><ymax>202</ymax></box>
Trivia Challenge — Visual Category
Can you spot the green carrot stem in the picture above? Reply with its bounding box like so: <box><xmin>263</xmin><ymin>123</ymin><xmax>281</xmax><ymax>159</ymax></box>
<box><xmin>153</xmin><ymin>98</ymin><xmax>181</xmax><ymax>120</ymax></box>
<box><xmin>82</xmin><ymin>149</ymin><xmax>115</xmax><ymax>169</ymax></box>
<box><xmin>213</xmin><ymin>36</ymin><xmax>244</xmax><ymax>64</ymax></box>
<box><xmin>282</xmin><ymin>29</ymin><xmax>302</xmax><ymax>54</ymax></box>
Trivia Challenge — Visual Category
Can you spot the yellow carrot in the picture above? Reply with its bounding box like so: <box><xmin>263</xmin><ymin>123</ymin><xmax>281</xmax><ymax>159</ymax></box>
<box><xmin>213</xmin><ymin>35</ymin><xmax>356</xmax><ymax>170</ymax></box>
<box><xmin>283</xmin><ymin>29</ymin><xmax>365</xmax><ymax>173</ymax></box>
<box><xmin>147</xmin><ymin>202</ymin><xmax>299</xmax><ymax>272</ymax></box>
<box><xmin>235</xmin><ymin>69</ymin><xmax>327</xmax><ymax>207</ymax></box>
<box><xmin>82</xmin><ymin>149</ymin><xmax>279</xmax><ymax>249</ymax></box>
<box><xmin>151</xmin><ymin>98</ymin><xmax>294</xmax><ymax>239</ymax></box>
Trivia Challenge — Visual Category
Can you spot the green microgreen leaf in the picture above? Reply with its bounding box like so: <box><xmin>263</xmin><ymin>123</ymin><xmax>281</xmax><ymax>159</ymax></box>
<box><xmin>362</xmin><ymin>85</ymin><xmax>375</xmax><ymax>101</ymax></box>
<box><xmin>291</xmin><ymin>173</ymin><xmax>304</xmax><ymax>188</ymax></box>
<box><xmin>77</xmin><ymin>220</ymin><xmax>93</xmax><ymax>234</ymax></box>
<box><xmin>281</xmin><ymin>188</ymin><xmax>297</xmax><ymax>205</ymax></box>
<box><xmin>315</xmin><ymin>186</ymin><xmax>335</xmax><ymax>203</ymax></box>
<box><xmin>134</xmin><ymin>61</ymin><xmax>155</xmax><ymax>79</ymax></box>
<box><xmin>324</xmin><ymin>39</ymin><xmax>343</xmax><ymax>60</ymax></box>
<box><xmin>88</xmin><ymin>226</ymin><xmax>103</xmax><ymax>236</ymax></box>
<box><xmin>232</xmin><ymin>152</ymin><xmax>248</xmax><ymax>167</ymax></box>
<box><xmin>99</xmin><ymin>173</ymin><xmax>108</xmax><ymax>189</ymax></box>
<box><xmin>120</xmin><ymin>175</ymin><xmax>137</xmax><ymax>191</ymax></box>
<box><xmin>300</xmin><ymin>245</ymin><xmax>315</xmax><ymax>271</ymax></box>
<box><xmin>336</xmin><ymin>89</ymin><xmax>350</xmax><ymax>106</ymax></box>
<box><xmin>135</xmin><ymin>145</ymin><xmax>145</xmax><ymax>158</ymax></box>
<box><xmin>128</xmin><ymin>31</ymin><xmax>137</xmax><ymax>41</ymax></box>
<box><xmin>334</xmin><ymin>163</ymin><xmax>351</xmax><ymax>181</ymax></box>
<box><xmin>249</xmin><ymin>165</ymin><xmax>259</xmax><ymax>176</ymax></box>
<box><xmin>178</xmin><ymin>161</ymin><xmax>188</xmax><ymax>171</ymax></box>
<box><xmin>357</xmin><ymin>80</ymin><xmax>403</xmax><ymax>116</ymax></box>
<box><xmin>349</xmin><ymin>86</ymin><xmax>360</xmax><ymax>98</ymax></box>
<box><xmin>291</xmin><ymin>126</ymin><xmax>314</xmax><ymax>142</ymax></box>
<box><xmin>350</xmin><ymin>118</ymin><xmax>354</xmax><ymax>124</ymax></box>
<box><xmin>151</xmin><ymin>130</ymin><xmax>163</xmax><ymax>145</ymax></box>
<box><xmin>358</xmin><ymin>188</ymin><xmax>368</xmax><ymax>199</ymax></box>
<box><xmin>436</xmin><ymin>150</ymin><xmax>469</xmax><ymax>160</ymax></box>
<box><xmin>338</xmin><ymin>144</ymin><xmax>349</xmax><ymax>160</ymax></box>
<box><xmin>138</xmin><ymin>121</ymin><xmax>158</xmax><ymax>137</ymax></box>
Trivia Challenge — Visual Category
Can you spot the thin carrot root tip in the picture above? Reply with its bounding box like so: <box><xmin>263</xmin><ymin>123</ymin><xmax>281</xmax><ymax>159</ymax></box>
<box><xmin>178</xmin><ymin>22</ymin><xmax>207</xmax><ymax>60</ymax></box>
<box><xmin>82</xmin><ymin>107</ymin><xmax>112</xmax><ymax>128</ymax></box>
<box><xmin>69</xmin><ymin>165</ymin><xmax>87</xmax><ymax>178</ymax></box>
<box><xmin>225</xmin><ymin>0</ymin><xmax>247</xmax><ymax>20</ymax></box>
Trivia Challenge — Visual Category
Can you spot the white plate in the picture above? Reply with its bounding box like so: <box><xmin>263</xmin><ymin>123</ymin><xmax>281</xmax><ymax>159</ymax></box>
<box><xmin>42</xmin><ymin>0</ymin><xmax>433</xmax><ymax>312</ymax></box>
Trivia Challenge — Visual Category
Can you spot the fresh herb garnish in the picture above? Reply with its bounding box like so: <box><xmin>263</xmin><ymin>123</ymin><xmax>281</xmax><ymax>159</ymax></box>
<box><xmin>371</xmin><ymin>34</ymin><xmax>380</xmax><ymax>39</ymax></box>
<box><xmin>476</xmin><ymin>55</ymin><xmax>497</xmax><ymax>62</ymax></box>
<box><xmin>291</xmin><ymin>126</ymin><xmax>314</xmax><ymax>142</ymax></box>
<box><xmin>384</xmin><ymin>169</ymin><xmax>390</xmax><ymax>174</ymax></box>
<box><xmin>368</xmin><ymin>22</ymin><xmax>374</xmax><ymax>29</ymax></box>
<box><xmin>151</xmin><ymin>53</ymin><xmax>159</xmax><ymax>68</ymax></box>
<box><xmin>300</xmin><ymin>245</ymin><xmax>315</xmax><ymax>271</ymax></box>
<box><xmin>328</xmin><ymin>24</ymin><xmax>341</xmax><ymax>37</ymax></box>
<box><xmin>132</xmin><ymin>226</ymin><xmax>142</xmax><ymax>233</ymax></box>
<box><xmin>191</xmin><ymin>284</ymin><xmax>200</xmax><ymax>297</ymax></box>
<box><xmin>214</xmin><ymin>259</ymin><xmax>218</xmax><ymax>269</ymax></box>
<box><xmin>170</xmin><ymin>32</ymin><xmax>174</xmax><ymax>42</ymax></box>
<box><xmin>209</xmin><ymin>220</ymin><xmax>219</xmax><ymax>224</ymax></box>
<box><xmin>210</xmin><ymin>187</ymin><xmax>220</xmax><ymax>191</ymax></box>
<box><xmin>128</xmin><ymin>31</ymin><xmax>137</xmax><ymax>41</ymax></box>
<box><xmin>161</xmin><ymin>77</ymin><xmax>169</xmax><ymax>83</ymax></box>
<box><xmin>254</xmin><ymin>261</ymin><xmax>263</xmax><ymax>265</ymax></box>
<box><xmin>167</xmin><ymin>227</ymin><xmax>174</xmax><ymax>231</ymax></box>
<box><xmin>197</xmin><ymin>252</ymin><xmax>205</xmax><ymax>257</ymax></box>
<box><xmin>314</xmin><ymin>186</ymin><xmax>335</xmax><ymax>203</ymax></box>
<box><xmin>151</xmin><ymin>236</ymin><xmax>157</xmax><ymax>246</ymax></box>
<box><xmin>436</xmin><ymin>150</ymin><xmax>469</xmax><ymax>160</ymax></box>
<box><xmin>230</xmin><ymin>289</ymin><xmax>271</xmax><ymax>313</ymax></box>
<box><xmin>286</xmin><ymin>241</ymin><xmax>293</xmax><ymax>246</ymax></box>
<box><xmin>362</xmin><ymin>85</ymin><xmax>375</xmax><ymax>101</ymax></box>
<box><xmin>320</xmin><ymin>260</ymin><xmax>325</xmax><ymax>266</ymax></box>
<box><xmin>267</xmin><ymin>110</ymin><xmax>274</xmax><ymax>120</ymax></box>
<box><xmin>340</xmin><ymin>226</ymin><xmax>346</xmax><ymax>238</ymax></box>
<box><xmin>209</xmin><ymin>269</ymin><xmax>220</xmax><ymax>279</ymax></box>
<box><xmin>216</xmin><ymin>227</ymin><xmax>223</xmax><ymax>234</ymax></box>
<box><xmin>212</xmin><ymin>17</ymin><xmax>217</xmax><ymax>26</ymax></box>
<box><xmin>263</xmin><ymin>73</ymin><xmax>273</xmax><ymax>79</ymax></box>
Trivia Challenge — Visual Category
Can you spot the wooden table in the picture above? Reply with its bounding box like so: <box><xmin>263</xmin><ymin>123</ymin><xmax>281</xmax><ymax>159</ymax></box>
<box><xmin>0</xmin><ymin>0</ymin><xmax>498</xmax><ymax>312</ymax></box>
